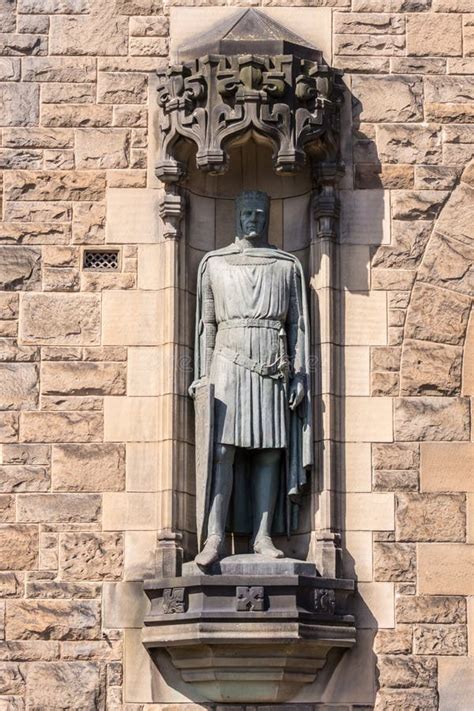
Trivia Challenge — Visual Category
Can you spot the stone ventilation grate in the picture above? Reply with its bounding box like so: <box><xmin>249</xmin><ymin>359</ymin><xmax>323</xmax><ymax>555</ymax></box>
<box><xmin>83</xmin><ymin>250</ymin><xmax>119</xmax><ymax>271</ymax></box>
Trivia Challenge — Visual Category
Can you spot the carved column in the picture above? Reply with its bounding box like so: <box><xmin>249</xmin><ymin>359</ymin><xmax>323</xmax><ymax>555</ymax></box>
<box><xmin>154</xmin><ymin>186</ymin><xmax>186</xmax><ymax>577</ymax></box>
<box><xmin>311</xmin><ymin>161</ymin><xmax>343</xmax><ymax>577</ymax></box>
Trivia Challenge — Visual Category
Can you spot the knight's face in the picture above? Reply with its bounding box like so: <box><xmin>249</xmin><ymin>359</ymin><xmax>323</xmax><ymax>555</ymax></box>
<box><xmin>239</xmin><ymin>205</ymin><xmax>267</xmax><ymax>238</ymax></box>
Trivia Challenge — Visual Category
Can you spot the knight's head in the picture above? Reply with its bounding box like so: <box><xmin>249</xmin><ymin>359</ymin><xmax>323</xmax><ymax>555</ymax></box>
<box><xmin>235</xmin><ymin>190</ymin><xmax>270</xmax><ymax>241</ymax></box>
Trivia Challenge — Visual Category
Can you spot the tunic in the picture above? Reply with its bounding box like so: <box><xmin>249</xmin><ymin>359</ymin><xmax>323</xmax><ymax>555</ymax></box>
<box><xmin>200</xmin><ymin>247</ymin><xmax>305</xmax><ymax>450</ymax></box>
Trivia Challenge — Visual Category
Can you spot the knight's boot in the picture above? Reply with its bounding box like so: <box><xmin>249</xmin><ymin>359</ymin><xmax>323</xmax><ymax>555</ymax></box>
<box><xmin>194</xmin><ymin>534</ymin><xmax>223</xmax><ymax>567</ymax></box>
<box><xmin>253</xmin><ymin>535</ymin><xmax>284</xmax><ymax>558</ymax></box>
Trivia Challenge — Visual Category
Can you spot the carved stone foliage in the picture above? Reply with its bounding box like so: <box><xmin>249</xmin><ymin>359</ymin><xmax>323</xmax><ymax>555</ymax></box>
<box><xmin>156</xmin><ymin>54</ymin><xmax>344</xmax><ymax>182</ymax></box>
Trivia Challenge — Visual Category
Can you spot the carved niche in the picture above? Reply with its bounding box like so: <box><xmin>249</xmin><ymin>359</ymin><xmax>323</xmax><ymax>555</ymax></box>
<box><xmin>155</xmin><ymin>9</ymin><xmax>344</xmax><ymax>183</ymax></box>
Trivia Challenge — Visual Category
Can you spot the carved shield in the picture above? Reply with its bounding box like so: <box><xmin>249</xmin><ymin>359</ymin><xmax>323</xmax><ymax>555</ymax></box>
<box><xmin>194</xmin><ymin>381</ymin><xmax>214</xmax><ymax>550</ymax></box>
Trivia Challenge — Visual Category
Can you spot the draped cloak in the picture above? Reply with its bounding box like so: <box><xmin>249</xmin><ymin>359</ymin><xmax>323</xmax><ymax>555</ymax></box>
<box><xmin>193</xmin><ymin>242</ymin><xmax>312</xmax><ymax>546</ymax></box>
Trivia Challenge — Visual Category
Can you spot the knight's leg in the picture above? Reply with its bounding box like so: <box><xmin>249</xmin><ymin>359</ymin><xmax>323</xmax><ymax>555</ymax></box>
<box><xmin>251</xmin><ymin>448</ymin><xmax>284</xmax><ymax>558</ymax></box>
<box><xmin>195</xmin><ymin>443</ymin><xmax>235</xmax><ymax>567</ymax></box>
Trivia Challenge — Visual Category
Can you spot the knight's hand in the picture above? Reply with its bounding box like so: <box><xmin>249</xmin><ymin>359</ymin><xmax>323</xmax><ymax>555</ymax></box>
<box><xmin>188</xmin><ymin>378</ymin><xmax>205</xmax><ymax>399</ymax></box>
<box><xmin>288</xmin><ymin>377</ymin><xmax>305</xmax><ymax>411</ymax></box>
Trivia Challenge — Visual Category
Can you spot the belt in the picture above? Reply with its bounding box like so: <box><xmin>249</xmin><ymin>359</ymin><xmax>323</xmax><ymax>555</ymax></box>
<box><xmin>215</xmin><ymin>346</ymin><xmax>288</xmax><ymax>379</ymax></box>
<box><xmin>218</xmin><ymin>318</ymin><xmax>282</xmax><ymax>332</ymax></box>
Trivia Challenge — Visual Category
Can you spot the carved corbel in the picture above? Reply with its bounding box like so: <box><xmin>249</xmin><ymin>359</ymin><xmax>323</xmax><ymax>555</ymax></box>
<box><xmin>159</xmin><ymin>185</ymin><xmax>185</xmax><ymax>239</ymax></box>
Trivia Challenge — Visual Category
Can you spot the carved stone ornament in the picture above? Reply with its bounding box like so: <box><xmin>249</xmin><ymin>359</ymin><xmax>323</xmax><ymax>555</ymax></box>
<box><xmin>236</xmin><ymin>585</ymin><xmax>265</xmax><ymax>611</ymax></box>
<box><xmin>155</xmin><ymin>9</ymin><xmax>344</xmax><ymax>182</ymax></box>
<box><xmin>162</xmin><ymin>587</ymin><xmax>186</xmax><ymax>614</ymax></box>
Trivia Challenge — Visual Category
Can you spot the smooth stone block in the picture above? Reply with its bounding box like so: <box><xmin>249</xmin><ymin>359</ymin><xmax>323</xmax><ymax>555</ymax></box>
<box><xmin>344</xmin><ymin>397</ymin><xmax>393</xmax><ymax>442</ymax></box>
<box><xmin>438</xmin><ymin>657</ymin><xmax>474</xmax><ymax>711</ymax></box>
<box><xmin>106</xmin><ymin>188</ymin><xmax>161</xmax><ymax>244</ymax></box>
<box><xmin>102</xmin><ymin>581</ymin><xmax>150</xmax><ymax>629</ymax></box>
<box><xmin>418</xmin><ymin>543</ymin><xmax>474</xmax><ymax>595</ymax></box>
<box><xmin>350</xmin><ymin>582</ymin><xmax>395</xmax><ymax>629</ymax></box>
<box><xmin>343</xmin><ymin>291</ymin><xmax>388</xmax><ymax>346</ymax></box>
<box><xmin>340</xmin><ymin>190</ymin><xmax>390</xmax><ymax>245</ymax></box>
<box><xmin>102</xmin><ymin>492</ymin><xmax>157</xmax><ymax>531</ymax></box>
<box><xmin>102</xmin><ymin>291</ymin><xmax>164</xmax><ymax>346</ymax></box>
<box><xmin>345</xmin><ymin>492</ymin><xmax>395</xmax><ymax>531</ymax></box>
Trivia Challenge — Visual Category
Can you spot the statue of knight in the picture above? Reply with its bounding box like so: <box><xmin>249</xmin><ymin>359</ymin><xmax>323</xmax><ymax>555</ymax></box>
<box><xmin>189</xmin><ymin>190</ymin><xmax>313</xmax><ymax>568</ymax></box>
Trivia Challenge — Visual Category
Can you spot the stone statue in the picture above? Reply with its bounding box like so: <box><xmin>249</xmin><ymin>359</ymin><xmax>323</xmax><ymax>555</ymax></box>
<box><xmin>190</xmin><ymin>190</ymin><xmax>312</xmax><ymax>567</ymax></box>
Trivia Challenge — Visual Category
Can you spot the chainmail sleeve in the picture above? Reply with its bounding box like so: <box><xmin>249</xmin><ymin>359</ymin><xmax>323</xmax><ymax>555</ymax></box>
<box><xmin>199</xmin><ymin>261</ymin><xmax>217</xmax><ymax>378</ymax></box>
<box><xmin>287</xmin><ymin>262</ymin><xmax>305</xmax><ymax>379</ymax></box>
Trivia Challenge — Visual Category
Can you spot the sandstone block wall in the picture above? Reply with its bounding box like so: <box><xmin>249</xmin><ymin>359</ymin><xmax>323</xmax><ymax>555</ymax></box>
<box><xmin>0</xmin><ymin>1</ymin><xmax>473</xmax><ymax>710</ymax></box>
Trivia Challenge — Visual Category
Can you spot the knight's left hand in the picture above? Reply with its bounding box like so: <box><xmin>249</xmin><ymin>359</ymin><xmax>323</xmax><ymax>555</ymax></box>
<box><xmin>288</xmin><ymin>378</ymin><xmax>305</xmax><ymax>411</ymax></box>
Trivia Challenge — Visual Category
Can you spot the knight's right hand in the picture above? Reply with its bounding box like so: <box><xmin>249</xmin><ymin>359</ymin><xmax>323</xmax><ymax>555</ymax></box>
<box><xmin>188</xmin><ymin>378</ymin><xmax>205</xmax><ymax>399</ymax></box>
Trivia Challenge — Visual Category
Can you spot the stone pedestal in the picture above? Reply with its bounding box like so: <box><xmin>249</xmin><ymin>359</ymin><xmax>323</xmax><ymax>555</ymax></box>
<box><xmin>142</xmin><ymin>556</ymin><xmax>356</xmax><ymax>702</ymax></box>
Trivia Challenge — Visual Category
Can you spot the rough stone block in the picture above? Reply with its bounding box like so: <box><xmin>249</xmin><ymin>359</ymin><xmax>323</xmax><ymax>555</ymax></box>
<box><xmin>60</xmin><ymin>532</ymin><xmax>123</xmax><ymax>581</ymax></box>
<box><xmin>25</xmin><ymin>661</ymin><xmax>104</xmax><ymax>709</ymax></box>
<box><xmin>373</xmin><ymin>470</ymin><xmax>419</xmax><ymax>492</ymax></box>
<box><xmin>0</xmin><ymin>413</ymin><xmax>19</xmax><ymax>444</ymax></box>
<box><xmin>397</xmin><ymin>493</ymin><xmax>465</xmax><ymax>542</ymax></box>
<box><xmin>405</xmin><ymin>284</ymin><xmax>471</xmax><ymax>347</ymax></box>
<box><xmin>415</xmin><ymin>165</ymin><xmax>460</xmax><ymax>191</ymax></box>
<box><xmin>377</xmin><ymin>654</ymin><xmax>436</xmax><ymax>689</ymax></box>
<box><xmin>0</xmin><ymin>495</ymin><xmax>14</xmax><ymax>523</ymax></box>
<box><xmin>375</xmin><ymin>627</ymin><xmax>412</xmax><ymax>655</ymax></box>
<box><xmin>75</xmin><ymin>129</ymin><xmax>129</xmax><ymax>170</ymax></box>
<box><xmin>418</xmin><ymin>543</ymin><xmax>474</xmax><ymax>595</ymax></box>
<box><xmin>0</xmin><ymin>57</ymin><xmax>20</xmax><ymax>81</ymax></box>
<box><xmin>0</xmin><ymin>466</ymin><xmax>49</xmax><ymax>493</ymax></box>
<box><xmin>16</xmin><ymin>493</ymin><xmax>100</xmax><ymax>523</ymax></box>
<box><xmin>421</xmin><ymin>443</ymin><xmax>474</xmax><ymax>493</ymax></box>
<box><xmin>0</xmin><ymin>662</ymin><xmax>24</xmax><ymax>695</ymax></box>
<box><xmin>418</xmin><ymin>232</ymin><xmax>474</xmax><ymax>297</ymax></box>
<box><xmin>20</xmin><ymin>293</ymin><xmax>101</xmax><ymax>346</ymax></box>
<box><xmin>334</xmin><ymin>12</ymin><xmax>404</xmax><ymax>35</ymax></box>
<box><xmin>0</xmin><ymin>83</ymin><xmax>39</xmax><ymax>127</ymax></box>
<box><xmin>335</xmin><ymin>34</ymin><xmax>405</xmax><ymax>56</ymax></box>
<box><xmin>49</xmin><ymin>6</ymin><xmax>128</xmax><ymax>56</ymax></box>
<box><xmin>0</xmin><ymin>525</ymin><xmax>38</xmax><ymax>571</ymax></box>
<box><xmin>394</xmin><ymin>397</ymin><xmax>470</xmax><ymax>442</ymax></box>
<box><xmin>42</xmin><ymin>362</ymin><xmax>126</xmax><ymax>396</ymax></box>
<box><xmin>400</xmin><ymin>340</ymin><xmax>463</xmax><ymax>396</ymax></box>
<box><xmin>391</xmin><ymin>190</ymin><xmax>449</xmax><ymax>221</ymax></box>
<box><xmin>374</xmin><ymin>542</ymin><xmax>416</xmax><ymax>582</ymax></box>
<box><xmin>4</xmin><ymin>170</ymin><xmax>105</xmax><ymax>202</ymax></box>
<box><xmin>436</xmin><ymin>182</ymin><xmax>474</xmax><ymax>247</ymax></box>
<box><xmin>97</xmin><ymin>72</ymin><xmax>147</xmax><ymax>104</ymax></box>
<box><xmin>407</xmin><ymin>13</ymin><xmax>462</xmax><ymax>56</ymax></box>
<box><xmin>52</xmin><ymin>443</ymin><xmax>125</xmax><ymax>492</ymax></box>
<box><xmin>42</xmin><ymin>104</ymin><xmax>113</xmax><ymax>128</ymax></box>
<box><xmin>352</xmin><ymin>76</ymin><xmax>423</xmax><ymax>123</ymax></box>
<box><xmin>21</xmin><ymin>412</ymin><xmax>103</xmax><ymax>443</ymax></box>
<box><xmin>374</xmin><ymin>688</ymin><xmax>438</xmax><ymax>710</ymax></box>
<box><xmin>376</xmin><ymin>125</ymin><xmax>442</xmax><ymax>165</ymax></box>
<box><xmin>0</xmin><ymin>364</ymin><xmax>38</xmax><ymax>410</ymax></box>
<box><xmin>373</xmin><ymin>443</ymin><xmax>419</xmax><ymax>471</ymax></box>
<box><xmin>396</xmin><ymin>595</ymin><xmax>466</xmax><ymax>624</ymax></box>
<box><xmin>6</xmin><ymin>600</ymin><xmax>100</xmax><ymax>640</ymax></box>
<box><xmin>414</xmin><ymin>624</ymin><xmax>467</xmax><ymax>656</ymax></box>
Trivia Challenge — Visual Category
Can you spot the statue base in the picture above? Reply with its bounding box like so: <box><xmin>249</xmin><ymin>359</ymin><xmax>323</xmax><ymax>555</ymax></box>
<box><xmin>142</xmin><ymin>556</ymin><xmax>356</xmax><ymax>703</ymax></box>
